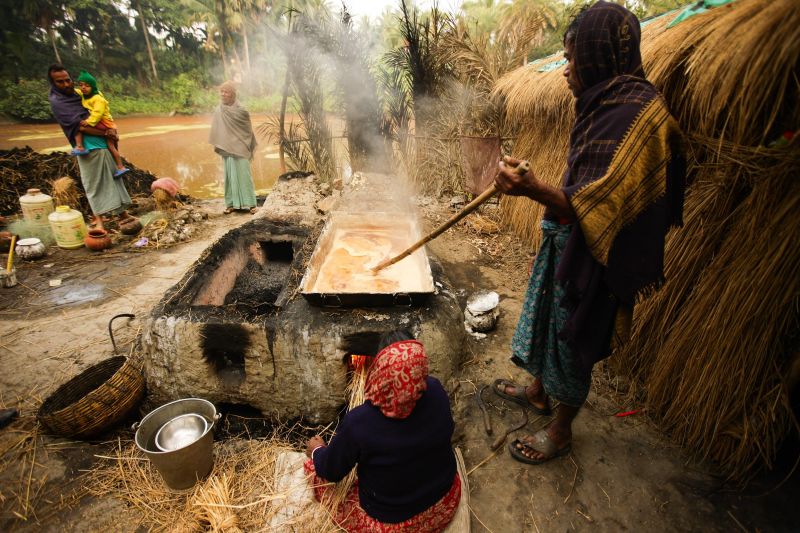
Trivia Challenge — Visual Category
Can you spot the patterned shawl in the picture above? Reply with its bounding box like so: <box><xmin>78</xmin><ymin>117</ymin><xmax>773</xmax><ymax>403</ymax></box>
<box><xmin>209</xmin><ymin>101</ymin><xmax>257</xmax><ymax>160</ymax></box>
<box><xmin>554</xmin><ymin>1</ymin><xmax>686</xmax><ymax>373</ymax></box>
<box><xmin>364</xmin><ymin>340</ymin><xmax>428</xmax><ymax>419</ymax></box>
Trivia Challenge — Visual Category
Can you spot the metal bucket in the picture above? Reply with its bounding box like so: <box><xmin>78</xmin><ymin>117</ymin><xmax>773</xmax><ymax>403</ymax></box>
<box><xmin>133</xmin><ymin>398</ymin><xmax>220</xmax><ymax>490</ymax></box>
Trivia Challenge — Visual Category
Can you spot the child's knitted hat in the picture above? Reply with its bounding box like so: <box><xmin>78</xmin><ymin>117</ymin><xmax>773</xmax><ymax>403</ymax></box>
<box><xmin>76</xmin><ymin>70</ymin><xmax>98</xmax><ymax>96</ymax></box>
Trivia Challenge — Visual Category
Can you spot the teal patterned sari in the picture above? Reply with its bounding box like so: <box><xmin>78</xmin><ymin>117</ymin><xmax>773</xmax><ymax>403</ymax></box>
<box><xmin>510</xmin><ymin>220</ymin><xmax>590</xmax><ymax>407</ymax></box>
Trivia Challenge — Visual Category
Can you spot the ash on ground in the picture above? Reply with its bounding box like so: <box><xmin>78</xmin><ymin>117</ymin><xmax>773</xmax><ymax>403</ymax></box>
<box><xmin>224</xmin><ymin>257</ymin><xmax>292</xmax><ymax>315</ymax></box>
<box><xmin>139</xmin><ymin>206</ymin><xmax>208</xmax><ymax>247</ymax></box>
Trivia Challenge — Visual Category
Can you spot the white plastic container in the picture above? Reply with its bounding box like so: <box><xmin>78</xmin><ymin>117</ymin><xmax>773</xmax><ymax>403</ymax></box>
<box><xmin>20</xmin><ymin>188</ymin><xmax>54</xmax><ymax>227</ymax></box>
<box><xmin>48</xmin><ymin>206</ymin><xmax>88</xmax><ymax>249</ymax></box>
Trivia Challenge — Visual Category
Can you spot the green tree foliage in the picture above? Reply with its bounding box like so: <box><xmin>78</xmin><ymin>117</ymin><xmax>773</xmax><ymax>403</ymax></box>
<box><xmin>0</xmin><ymin>0</ymin><xmax>290</xmax><ymax>119</ymax></box>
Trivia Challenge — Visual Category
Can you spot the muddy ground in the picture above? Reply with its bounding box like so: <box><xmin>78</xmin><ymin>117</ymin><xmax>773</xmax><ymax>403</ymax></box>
<box><xmin>0</xmin><ymin>197</ymin><xmax>797</xmax><ymax>532</ymax></box>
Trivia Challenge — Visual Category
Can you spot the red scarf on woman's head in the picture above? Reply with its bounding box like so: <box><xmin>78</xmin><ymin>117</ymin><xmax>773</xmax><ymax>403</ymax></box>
<box><xmin>365</xmin><ymin>340</ymin><xmax>428</xmax><ymax>419</ymax></box>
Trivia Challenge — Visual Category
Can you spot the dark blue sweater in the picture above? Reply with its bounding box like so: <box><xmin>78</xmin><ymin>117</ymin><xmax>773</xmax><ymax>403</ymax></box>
<box><xmin>313</xmin><ymin>376</ymin><xmax>457</xmax><ymax>523</ymax></box>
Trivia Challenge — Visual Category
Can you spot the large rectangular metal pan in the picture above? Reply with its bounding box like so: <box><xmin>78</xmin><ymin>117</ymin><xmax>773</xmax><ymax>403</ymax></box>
<box><xmin>300</xmin><ymin>212</ymin><xmax>435</xmax><ymax>307</ymax></box>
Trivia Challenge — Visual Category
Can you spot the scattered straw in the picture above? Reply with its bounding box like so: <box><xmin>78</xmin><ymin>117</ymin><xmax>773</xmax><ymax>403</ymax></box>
<box><xmin>87</xmin><ymin>436</ymin><xmax>342</xmax><ymax>532</ymax></box>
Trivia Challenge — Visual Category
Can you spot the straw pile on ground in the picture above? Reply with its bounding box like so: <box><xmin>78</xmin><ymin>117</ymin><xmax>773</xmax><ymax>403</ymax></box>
<box><xmin>86</xmin><ymin>367</ymin><xmax>371</xmax><ymax>531</ymax></box>
<box><xmin>0</xmin><ymin>147</ymin><xmax>157</xmax><ymax>216</ymax></box>
<box><xmin>88</xmin><ymin>436</ymin><xmax>341</xmax><ymax>532</ymax></box>
<box><xmin>493</xmin><ymin>0</ymin><xmax>800</xmax><ymax>481</ymax></box>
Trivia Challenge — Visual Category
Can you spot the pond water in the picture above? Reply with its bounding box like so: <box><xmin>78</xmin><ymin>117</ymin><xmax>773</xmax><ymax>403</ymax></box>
<box><xmin>0</xmin><ymin>114</ymin><xmax>300</xmax><ymax>199</ymax></box>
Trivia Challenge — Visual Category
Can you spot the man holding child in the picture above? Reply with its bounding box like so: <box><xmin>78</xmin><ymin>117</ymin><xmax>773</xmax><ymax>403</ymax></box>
<box><xmin>47</xmin><ymin>64</ymin><xmax>133</xmax><ymax>227</ymax></box>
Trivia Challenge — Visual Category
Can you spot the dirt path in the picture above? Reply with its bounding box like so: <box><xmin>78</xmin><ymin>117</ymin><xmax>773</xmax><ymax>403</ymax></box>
<box><xmin>0</xmin><ymin>197</ymin><xmax>793</xmax><ymax>532</ymax></box>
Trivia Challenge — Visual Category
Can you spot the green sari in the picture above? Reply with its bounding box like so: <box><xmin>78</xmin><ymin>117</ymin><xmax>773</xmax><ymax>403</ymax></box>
<box><xmin>222</xmin><ymin>155</ymin><xmax>257</xmax><ymax>210</ymax></box>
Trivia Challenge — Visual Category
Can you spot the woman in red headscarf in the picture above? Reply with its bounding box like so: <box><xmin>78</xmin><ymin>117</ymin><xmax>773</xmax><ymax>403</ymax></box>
<box><xmin>304</xmin><ymin>331</ymin><xmax>461</xmax><ymax>532</ymax></box>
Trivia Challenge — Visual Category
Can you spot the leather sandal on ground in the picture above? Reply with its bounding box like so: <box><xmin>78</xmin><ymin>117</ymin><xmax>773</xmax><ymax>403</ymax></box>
<box><xmin>508</xmin><ymin>430</ymin><xmax>571</xmax><ymax>465</ymax></box>
<box><xmin>249</xmin><ymin>207</ymin><xmax>257</xmax><ymax>215</ymax></box>
<box><xmin>492</xmin><ymin>379</ymin><xmax>552</xmax><ymax>416</ymax></box>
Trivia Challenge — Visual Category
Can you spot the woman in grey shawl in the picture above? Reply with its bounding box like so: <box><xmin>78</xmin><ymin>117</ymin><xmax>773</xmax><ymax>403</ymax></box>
<box><xmin>209</xmin><ymin>81</ymin><xmax>258</xmax><ymax>214</ymax></box>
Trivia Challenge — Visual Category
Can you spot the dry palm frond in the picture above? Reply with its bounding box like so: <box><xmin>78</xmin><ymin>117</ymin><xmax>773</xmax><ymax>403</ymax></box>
<box><xmin>493</xmin><ymin>0</ymin><xmax>800</xmax><ymax>481</ymax></box>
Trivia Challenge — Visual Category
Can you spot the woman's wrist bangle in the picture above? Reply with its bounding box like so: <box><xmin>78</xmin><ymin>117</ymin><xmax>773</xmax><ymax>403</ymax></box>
<box><xmin>311</xmin><ymin>445</ymin><xmax>324</xmax><ymax>461</ymax></box>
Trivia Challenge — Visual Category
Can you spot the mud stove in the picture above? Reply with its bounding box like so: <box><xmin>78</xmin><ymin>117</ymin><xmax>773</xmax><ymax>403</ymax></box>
<box><xmin>140</xmin><ymin>176</ymin><xmax>466</xmax><ymax>423</ymax></box>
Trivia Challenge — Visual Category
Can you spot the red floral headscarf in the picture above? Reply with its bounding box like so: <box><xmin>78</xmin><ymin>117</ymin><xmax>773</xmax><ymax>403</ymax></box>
<box><xmin>364</xmin><ymin>340</ymin><xmax>428</xmax><ymax>419</ymax></box>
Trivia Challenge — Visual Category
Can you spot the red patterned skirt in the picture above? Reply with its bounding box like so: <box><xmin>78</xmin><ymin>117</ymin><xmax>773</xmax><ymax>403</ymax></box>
<box><xmin>304</xmin><ymin>459</ymin><xmax>461</xmax><ymax>533</ymax></box>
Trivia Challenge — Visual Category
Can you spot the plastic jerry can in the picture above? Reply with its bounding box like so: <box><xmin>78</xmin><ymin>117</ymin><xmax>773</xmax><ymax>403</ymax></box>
<box><xmin>20</xmin><ymin>188</ymin><xmax>55</xmax><ymax>227</ymax></box>
<box><xmin>48</xmin><ymin>206</ymin><xmax>88</xmax><ymax>249</ymax></box>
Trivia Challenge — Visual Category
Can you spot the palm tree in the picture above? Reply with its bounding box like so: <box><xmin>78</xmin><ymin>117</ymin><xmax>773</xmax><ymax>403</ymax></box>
<box><xmin>134</xmin><ymin>0</ymin><xmax>159</xmax><ymax>83</ymax></box>
<box><xmin>20</xmin><ymin>0</ymin><xmax>65</xmax><ymax>63</ymax></box>
<box><xmin>498</xmin><ymin>0</ymin><xmax>557</xmax><ymax>64</ymax></box>
<box><xmin>183</xmin><ymin>0</ymin><xmax>241</xmax><ymax>79</ymax></box>
<box><xmin>460</xmin><ymin>0</ymin><xmax>502</xmax><ymax>38</ymax></box>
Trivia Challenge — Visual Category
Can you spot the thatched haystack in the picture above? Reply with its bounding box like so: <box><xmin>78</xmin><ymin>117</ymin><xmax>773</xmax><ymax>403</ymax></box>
<box><xmin>493</xmin><ymin>0</ymin><xmax>800</xmax><ymax>481</ymax></box>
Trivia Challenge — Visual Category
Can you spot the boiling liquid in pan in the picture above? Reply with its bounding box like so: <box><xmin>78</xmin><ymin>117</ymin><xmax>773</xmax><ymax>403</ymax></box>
<box><xmin>310</xmin><ymin>228</ymin><xmax>428</xmax><ymax>294</ymax></box>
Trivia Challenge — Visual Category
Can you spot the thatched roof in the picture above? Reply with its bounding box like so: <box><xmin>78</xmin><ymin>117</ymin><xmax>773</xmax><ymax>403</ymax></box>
<box><xmin>493</xmin><ymin>0</ymin><xmax>800</xmax><ymax>481</ymax></box>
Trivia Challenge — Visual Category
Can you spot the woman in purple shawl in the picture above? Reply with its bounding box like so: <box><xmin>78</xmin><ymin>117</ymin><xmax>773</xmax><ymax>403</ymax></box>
<box><xmin>493</xmin><ymin>1</ymin><xmax>686</xmax><ymax>464</ymax></box>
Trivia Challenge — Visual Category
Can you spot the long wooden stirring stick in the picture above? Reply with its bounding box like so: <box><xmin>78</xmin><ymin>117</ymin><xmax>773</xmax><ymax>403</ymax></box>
<box><xmin>371</xmin><ymin>159</ymin><xmax>530</xmax><ymax>274</ymax></box>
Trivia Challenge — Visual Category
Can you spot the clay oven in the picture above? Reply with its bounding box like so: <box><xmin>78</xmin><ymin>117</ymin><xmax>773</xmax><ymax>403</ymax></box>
<box><xmin>140</xmin><ymin>175</ymin><xmax>466</xmax><ymax>423</ymax></box>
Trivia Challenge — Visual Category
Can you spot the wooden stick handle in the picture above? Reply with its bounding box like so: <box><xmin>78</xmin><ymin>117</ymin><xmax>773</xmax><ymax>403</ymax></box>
<box><xmin>372</xmin><ymin>160</ymin><xmax>530</xmax><ymax>273</ymax></box>
<box><xmin>6</xmin><ymin>235</ymin><xmax>16</xmax><ymax>273</ymax></box>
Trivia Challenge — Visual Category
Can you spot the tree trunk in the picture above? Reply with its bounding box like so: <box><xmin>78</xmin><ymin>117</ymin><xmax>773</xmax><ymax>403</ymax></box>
<box><xmin>231</xmin><ymin>45</ymin><xmax>242</xmax><ymax>81</ymax></box>
<box><xmin>216</xmin><ymin>0</ymin><xmax>230</xmax><ymax>80</ymax></box>
<box><xmin>135</xmin><ymin>0</ymin><xmax>159</xmax><ymax>84</ymax></box>
<box><xmin>219</xmin><ymin>32</ymin><xmax>229</xmax><ymax>80</ymax></box>
<box><xmin>97</xmin><ymin>42</ymin><xmax>108</xmax><ymax>75</ymax></box>
<box><xmin>242</xmin><ymin>26</ymin><xmax>251</xmax><ymax>75</ymax></box>
<box><xmin>48</xmin><ymin>26</ymin><xmax>61</xmax><ymax>64</ymax></box>
<box><xmin>278</xmin><ymin>68</ymin><xmax>290</xmax><ymax>174</ymax></box>
<box><xmin>278</xmin><ymin>6</ymin><xmax>294</xmax><ymax>174</ymax></box>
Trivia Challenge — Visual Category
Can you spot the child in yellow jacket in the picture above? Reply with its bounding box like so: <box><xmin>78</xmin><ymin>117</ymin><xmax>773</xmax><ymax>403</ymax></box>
<box><xmin>74</xmin><ymin>70</ymin><xmax>129</xmax><ymax>177</ymax></box>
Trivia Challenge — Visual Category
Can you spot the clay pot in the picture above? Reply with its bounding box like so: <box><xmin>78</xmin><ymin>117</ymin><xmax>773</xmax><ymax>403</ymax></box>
<box><xmin>15</xmin><ymin>238</ymin><xmax>47</xmax><ymax>260</ymax></box>
<box><xmin>119</xmin><ymin>217</ymin><xmax>143</xmax><ymax>236</ymax></box>
<box><xmin>84</xmin><ymin>229</ymin><xmax>112</xmax><ymax>251</ymax></box>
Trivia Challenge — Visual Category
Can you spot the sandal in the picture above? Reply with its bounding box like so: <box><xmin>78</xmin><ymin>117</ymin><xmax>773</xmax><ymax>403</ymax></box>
<box><xmin>223</xmin><ymin>207</ymin><xmax>234</xmax><ymax>214</ymax></box>
<box><xmin>249</xmin><ymin>207</ymin><xmax>258</xmax><ymax>215</ymax></box>
<box><xmin>508</xmin><ymin>430</ymin><xmax>571</xmax><ymax>465</ymax></box>
<box><xmin>493</xmin><ymin>379</ymin><xmax>552</xmax><ymax>416</ymax></box>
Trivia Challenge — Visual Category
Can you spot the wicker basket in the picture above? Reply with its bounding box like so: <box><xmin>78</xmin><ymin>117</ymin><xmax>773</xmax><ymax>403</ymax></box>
<box><xmin>38</xmin><ymin>356</ymin><xmax>145</xmax><ymax>438</ymax></box>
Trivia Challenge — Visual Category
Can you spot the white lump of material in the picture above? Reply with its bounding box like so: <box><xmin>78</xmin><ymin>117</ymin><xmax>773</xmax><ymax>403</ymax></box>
<box><xmin>464</xmin><ymin>291</ymin><xmax>500</xmax><ymax>335</ymax></box>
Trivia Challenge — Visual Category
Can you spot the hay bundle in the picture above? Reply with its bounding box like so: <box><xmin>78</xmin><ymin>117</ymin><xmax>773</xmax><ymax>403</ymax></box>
<box><xmin>50</xmin><ymin>177</ymin><xmax>80</xmax><ymax>209</ymax></box>
<box><xmin>493</xmin><ymin>0</ymin><xmax>800</xmax><ymax>480</ymax></box>
<box><xmin>153</xmin><ymin>188</ymin><xmax>176</xmax><ymax>212</ymax></box>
